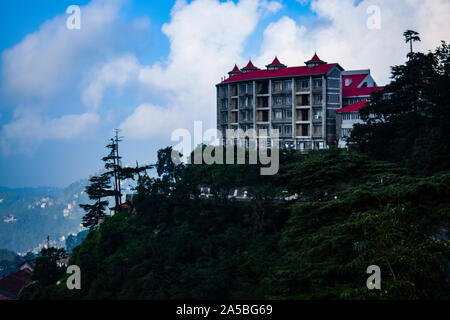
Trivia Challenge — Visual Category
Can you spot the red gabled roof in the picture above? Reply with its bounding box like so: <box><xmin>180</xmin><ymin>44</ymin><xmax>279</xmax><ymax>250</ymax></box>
<box><xmin>336</xmin><ymin>101</ymin><xmax>369</xmax><ymax>113</ymax></box>
<box><xmin>342</xmin><ymin>74</ymin><xmax>369</xmax><ymax>89</ymax></box>
<box><xmin>0</xmin><ymin>268</ymin><xmax>32</xmax><ymax>299</ymax></box>
<box><xmin>223</xmin><ymin>63</ymin><xmax>338</xmax><ymax>83</ymax></box>
<box><xmin>343</xmin><ymin>86</ymin><xmax>384</xmax><ymax>97</ymax></box>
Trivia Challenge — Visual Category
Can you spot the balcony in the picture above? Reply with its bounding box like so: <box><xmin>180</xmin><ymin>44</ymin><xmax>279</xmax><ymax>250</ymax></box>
<box><xmin>312</xmin><ymin>86</ymin><xmax>322</xmax><ymax>93</ymax></box>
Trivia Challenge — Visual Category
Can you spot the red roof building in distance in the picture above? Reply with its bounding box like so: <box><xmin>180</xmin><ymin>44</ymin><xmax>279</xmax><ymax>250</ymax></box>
<box><xmin>0</xmin><ymin>268</ymin><xmax>33</xmax><ymax>300</ymax></box>
<box><xmin>217</xmin><ymin>53</ymin><xmax>383</xmax><ymax>152</ymax></box>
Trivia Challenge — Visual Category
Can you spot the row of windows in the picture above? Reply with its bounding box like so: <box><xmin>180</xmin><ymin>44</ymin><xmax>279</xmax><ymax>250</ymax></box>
<box><xmin>342</xmin><ymin>113</ymin><xmax>361</xmax><ymax>120</ymax></box>
<box><xmin>273</xmin><ymin>109</ymin><xmax>292</xmax><ymax>120</ymax></box>
<box><xmin>227</xmin><ymin>78</ymin><xmax>324</xmax><ymax>96</ymax></box>
<box><xmin>343</xmin><ymin>97</ymin><xmax>368</xmax><ymax>106</ymax></box>
<box><xmin>273</xmin><ymin>80</ymin><xmax>293</xmax><ymax>92</ymax></box>
<box><xmin>223</xmin><ymin>108</ymin><xmax>324</xmax><ymax>123</ymax></box>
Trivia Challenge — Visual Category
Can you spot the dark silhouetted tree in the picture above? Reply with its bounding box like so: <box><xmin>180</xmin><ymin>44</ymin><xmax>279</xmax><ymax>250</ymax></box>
<box><xmin>80</xmin><ymin>174</ymin><xmax>114</xmax><ymax>229</ymax></box>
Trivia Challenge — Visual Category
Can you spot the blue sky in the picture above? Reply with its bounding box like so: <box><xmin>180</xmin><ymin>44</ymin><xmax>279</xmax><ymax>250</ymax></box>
<box><xmin>0</xmin><ymin>0</ymin><xmax>448</xmax><ymax>188</ymax></box>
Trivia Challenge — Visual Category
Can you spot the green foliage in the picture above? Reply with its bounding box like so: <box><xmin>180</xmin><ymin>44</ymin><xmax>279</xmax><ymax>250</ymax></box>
<box><xmin>349</xmin><ymin>40</ymin><xmax>450</xmax><ymax>175</ymax></box>
<box><xmin>32</xmin><ymin>247</ymin><xmax>66</xmax><ymax>286</ymax></box>
<box><xmin>79</xmin><ymin>174</ymin><xmax>114</xmax><ymax>229</ymax></box>
<box><xmin>22</xmin><ymin>147</ymin><xmax>450</xmax><ymax>300</ymax></box>
<box><xmin>270</xmin><ymin>173</ymin><xmax>449</xmax><ymax>300</ymax></box>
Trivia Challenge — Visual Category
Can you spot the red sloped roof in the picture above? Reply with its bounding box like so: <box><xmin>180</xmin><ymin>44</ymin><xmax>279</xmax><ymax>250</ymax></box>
<box><xmin>244</xmin><ymin>60</ymin><xmax>256</xmax><ymax>69</ymax></box>
<box><xmin>343</xmin><ymin>86</ymin><xmax>384</xmax><ymax>97</ymax></box>
<box><xmin>336</xmin><ymin>101</ymin><xmax>369</xmax><ymax>113</ymax></box>
<box><xmin>0</xmin><ymin>269</ymin><xmax>32</xmax><ymax>299</ymax></box>
<box><xmin>223</xmin><ymin>63</ymin><xmax>338</xmax><ymax>83</ymax></box>
<box><xmin>310</xmin><ymin>53</ymin><xmax>321</xmax><ymax>62</ymax></box>
<box><xmin>270</xmin><ymin>57</ymin><xmax>283</xmax><ymax>66</ymax></box>
<box><xmin>230</xmin><ymin>64</ymin><xmax>240</xmax><ymax>72</ymax></box>
<box><xmin>342</xmin><ymin>74</ymin><xmax>369</xmax><ymax>89</ymax></box>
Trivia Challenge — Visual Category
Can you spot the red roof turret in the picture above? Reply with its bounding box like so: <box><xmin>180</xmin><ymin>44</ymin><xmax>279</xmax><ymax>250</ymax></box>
<box><xmin>266</xmin><ymin>56</ymin><xmax>287</xmax><ymax>70</ymax></box>
<box><xmin>241</xmin><ymin>60</ymin><xmax>259</xmax><ymax>73</ymax></box>
<box><xmin>305</xmin><ymin>53</ymin><xmax>327</xmax><ymax>67</ymax></box>
<box><xmin>228</xmin><ymin>64</ymin><xmax>241</xmax><ymax>76</ymax></box>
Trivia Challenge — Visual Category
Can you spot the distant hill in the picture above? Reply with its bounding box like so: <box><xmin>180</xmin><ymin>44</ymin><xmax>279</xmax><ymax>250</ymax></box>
<box><xmin>0</xmin><ymin>249</ymin><xmax>23</xmax><ymax>277</ymax></box>
<box><xmin>0</xmin><ymin>180</ymin><xmax>90</xmax><ymax>253</ymax></box>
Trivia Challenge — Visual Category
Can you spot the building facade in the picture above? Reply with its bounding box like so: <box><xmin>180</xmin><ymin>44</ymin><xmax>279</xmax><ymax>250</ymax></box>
<box><xmin>216</xmin><ymin>54</ymin><xmax>382</xmax><ymax>152</ymax></box>
<box><xmin>217</xmin><ymin>54</ymin><xmax>346</xmax><ymax>152</ymax></box>
<box><xmin>336</xmin><ymin>70</ymin><xmax>384</xmax><ymax>147</ymax></box>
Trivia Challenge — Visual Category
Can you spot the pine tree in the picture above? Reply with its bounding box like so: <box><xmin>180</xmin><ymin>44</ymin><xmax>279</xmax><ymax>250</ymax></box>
<box><xmin>403</xmin><ymin>30</ymin><xmax>421</xmax><ymax>56</ymax></box>
<box><xmin>80</xmin><ymin>174</ymin><xmax>114</xmax><ymax>229</ymax></box>
<box><xmin>102</xmin><ymin>130</ymin><xmax>123</xmax><ymax>209</ymax></box>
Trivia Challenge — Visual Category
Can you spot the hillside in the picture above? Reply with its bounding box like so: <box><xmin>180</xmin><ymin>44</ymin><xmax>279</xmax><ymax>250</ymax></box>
<box><xmin>20</xmin><ymin>149</ymin><xmax>450</xmax><ymax>300</ymax></box>
<box><xmin>0</xmin><ymin>180</ymin><xmax>89</xmax><ymax>253</ymax></box>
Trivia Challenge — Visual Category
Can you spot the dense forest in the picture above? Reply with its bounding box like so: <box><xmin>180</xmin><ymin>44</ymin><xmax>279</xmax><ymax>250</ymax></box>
<box><xmin>20</xmin><ymin>36</ymin><xmax>449</xmax><ymax>300</ymax></box>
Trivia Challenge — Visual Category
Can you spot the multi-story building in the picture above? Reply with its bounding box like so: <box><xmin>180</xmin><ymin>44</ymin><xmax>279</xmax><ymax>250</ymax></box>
<box><xmin>216</xmin><ymin>54</ymin><xmax>382</xmax><ymax>152</ymax></box>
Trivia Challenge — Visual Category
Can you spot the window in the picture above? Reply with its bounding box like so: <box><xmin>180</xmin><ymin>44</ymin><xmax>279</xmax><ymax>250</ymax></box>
<box><xmin>345</xmin><ymin>78</ymin><xmax>352</xmax><ymax>87</ymax></box>
<box><xmin>313</xmin><ymin>125</ymin><xmax>322</xmax><ymax>135</ymax></box>
<box><xmin>302</xmin><ymin>109</ymin><xmax>310</xmax><ymax>121</ymax></box>
<box><xmin>258</xmin><ymin>110</ymin><xmax>269</xmax><ymax>122</ymax></box>
<box><xmin>314</xmin><ymin>94</ymin><xmax>322</xmax><ymax>104</ymax></box>
<box><xmin>231</xmin><ymin>99</ymin><xmax>238</xmax><ymax>110</ymax></box>
<box><xmin>221</xmin><ymin>112</ymin><xmax>228</xmax><ymax>122</ymax></box>
<box><xmin>286</xmin><ymin>96</ymin><xmax>292</xmax><ymax>105</ymax></box>
<box><xmin>328</xmin><ymin>94</ymin><xmax>340</xmax><ymax>103</ymax></box>
<box><xmin>297</xmin><ymin>95</ymin><xmax>310</xmax><ymax>106</ymax></box>
<box><xmin>314</xmin><ymin>79</ymin><xmax>322</xmax><ymax>88</ymax></box>
<box><xmin>258</xmin><ymin>97</ymin><xmax>269</xmax><ymax>108</ymax></box>
<box><xmin>284</xmin><ymin>81</ymin><xmax>293</xmax><ymax>90</ymax></box>
<box><xmin>313</xmin><ymin>109</ymin><xmax>322</xmax><ymax>120</ymax></box>
<box><xmin>284</xmin><ymin>126</ymin><xmax>292</xmax><ymax>135</ymax></box>
<box><xmin>273</xmin><ymin>81</ymin><xmax>282</xmax><ymax>92</ymax></box>
<box><xmin>275</xmin><ymin>96</ymin><xmax>283</xmax><ymax>105</ymax></box>
<box><xmin>285</xmin><ymin>110</ymin><xmax>292</xmax><ymax>119</ymax></box>
<box><xmin>297</xmin><ymin>124</ymin><xmax>310</xmax><ymax>136</ymax></box>
<box><xmin>231</xmin><ymin>85</ymin><xmax>237</xmax><ymax>96</ymax></box>
<box><xmin>301</xmin><ymin>80</ymin><xmax>310</xmax><ymax>89</ymax></box>
<box><xmin>257</xmin><ymin>82</ymin><xmax>269</xmax><ymax>94</ymax></box>
<box><xmin>274</xmin><ymin>110</ymin><xmax>283</xmax><ymax>120</ymax></box>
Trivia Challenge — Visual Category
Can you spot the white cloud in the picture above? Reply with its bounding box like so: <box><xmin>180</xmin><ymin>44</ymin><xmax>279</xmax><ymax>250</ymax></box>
<box><xmin>257</xmin><ymin>0</ymin><xmax>450</xmax><ymax>85</ymax></box>
<box><xmin>120</xmin><ymin>104</ymin><xmax>185</xmax><ymax>140</ymax></box>
<box><xmin>82</xmin><ymin>54</ymin><xmax>141</xmax><ymax>109</ymax></box>
<box><xmin>121</xmin><ymin>0</ymin><xmax>281</xmax><ymax>140</ymax></box>
<box><xmin>256</xmin><ymin>16</ymin><xmax>307</xmax><ymax>67</ymax></box>
<box><xmin>0</xmin><ymin>110</ymin><xmax>99</xmax><ymax>155</ymax></box>
<box><xmin>1</xmin><ymin>0</ymin><xmax>126</xmax><ymax>101</ymax></box>
<box><xmin>0</xmin><ymin>0</ymin><xmax>149</xmax><ymax>154</ymax></box>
